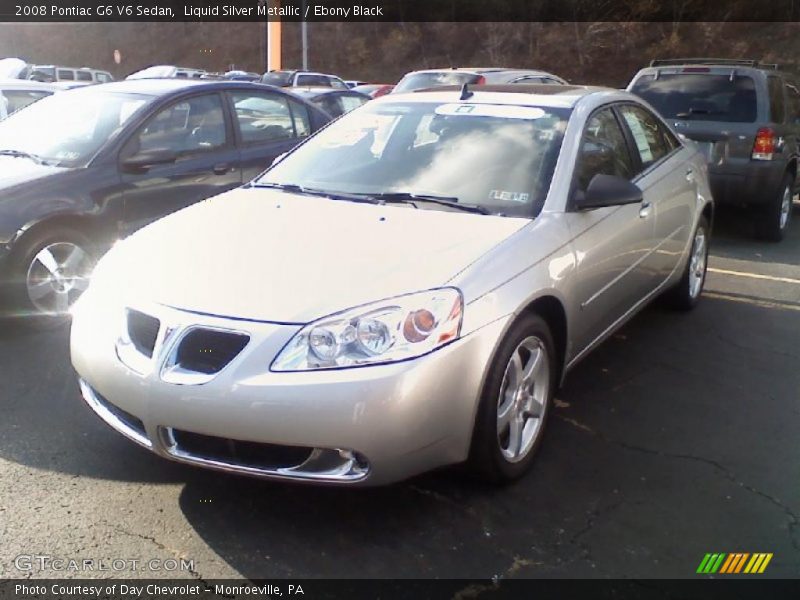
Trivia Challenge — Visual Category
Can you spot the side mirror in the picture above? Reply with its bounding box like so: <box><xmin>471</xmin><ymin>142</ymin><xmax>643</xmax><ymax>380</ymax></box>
<box><xmin>574</xmin><ymin>174</ymin><xmax>643</xmax><ymax>210</ymax></box>
<box><xmin>120</xmin><ymin>148</ymin><xmax>178</xmax><ymax>172</ymax></box>
<box><xmin>271</xmin><ymin>152</ymin><xmax>287</xmax><ymax>167</ymax></box>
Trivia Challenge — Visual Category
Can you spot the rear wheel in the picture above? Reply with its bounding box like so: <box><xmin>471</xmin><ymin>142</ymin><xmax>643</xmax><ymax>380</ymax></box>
<box><xmin>663</xmin><ymin>215</ymin><xmax>709</xmax><ymax>311</ymax></box>
<box><xmin>468</xmin><ymin>313</ymin><xmax>556</xmax><ymax>484</ymax></box>
<box><xmin>755</xmin><ymin>174</ymin><xmax>793</xmax><ymax>242</ymax></box>
<box><xmin>6</xmin><ymin>226</ymin><xmax>95</xmax><ymax>325</ymax></box>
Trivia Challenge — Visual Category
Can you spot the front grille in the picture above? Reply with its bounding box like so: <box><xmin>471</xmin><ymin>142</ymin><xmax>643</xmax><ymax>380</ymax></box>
<box><xmin>93</xmin><ymin>389</ymin><xmax>147</xmax><ymax>439</ymax></box>
<box><xmin>174</xmin><ymin>329</ymin><xmax>249</xmax><ymax>374</ymax></box>
<box><xmin>171</xmin><ymin>429</ymin><xmax>313</xmax><ymax>469</ymax></box>
<box><xmin>127</xmin><ymin>310</ymin><xmax>160</xmax><ymax>358</ymax></box>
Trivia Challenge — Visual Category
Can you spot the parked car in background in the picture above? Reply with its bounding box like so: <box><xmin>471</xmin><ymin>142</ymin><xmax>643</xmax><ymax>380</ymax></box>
<box><xmin>127</xmin><ymin>65</ymin><xmax>206</xmax><ymax>80</ymax></box>
<box><xmin>393</xmin><ymin>68</ymin><xmax>567</xmax><ymax>94</ymax></box>
<box><xmin>223</xmin><ymin>70</ymin><xmax>261</xmax><ymax>82</ymax></box>
<box><xmin>28</xmin><ymin>65</ymin><xmax>113</xmax><ymax>84</ymax></box>
<box><xmin>352</xmin><ymin>83</ymin><xmax>394</xmax><ymax>98</ymax></box>
<box><xmin>262</xmin><ymin>70</ymin><xmax>349</xmax><ymax>89</ymax></box>
<box><xmin>345</xmin><ymin>80</ymin><xmax>369</xmax><ymax>88</ymax></box>
<box><xmin>71</xmin><ymin>84</ymin><xmax>713</xmax><ymax>486</ymax></box>
<box><xmin>0</xmin><ymin>79</ymin><xmax>330</xmax><ymax>318</ymax></box>
<box><xmin>289</xmin><ymin>87</ymin><xmax>370</xmax><ymax>118</ymax></box>
<box><xmin>0</xmin><ymin>58</ymin><xmax>29</xmax><ymax>79</ymax></box>
<box><xmin>0</xmin><ymin>80</ymin><xmax>56</xmax><ymax>118</ymax></box>
<box><xmin>629</xmin><ymin>58</ymin><xmax>799</xmax><ymax>241</ymax></box>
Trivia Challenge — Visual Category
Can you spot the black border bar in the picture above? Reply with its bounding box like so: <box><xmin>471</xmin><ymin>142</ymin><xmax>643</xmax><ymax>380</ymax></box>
<box><xmin>3</xmin><ymin>0</ymin><xmax>800</xmax><ymax>22</ymax></box>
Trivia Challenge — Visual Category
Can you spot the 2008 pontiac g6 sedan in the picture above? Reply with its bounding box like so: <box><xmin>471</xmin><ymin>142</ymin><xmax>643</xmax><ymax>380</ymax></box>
<box><xmin>70</xmin><ymin>84</ymin><xmax>713</xmax><ymax>486</ymax></box>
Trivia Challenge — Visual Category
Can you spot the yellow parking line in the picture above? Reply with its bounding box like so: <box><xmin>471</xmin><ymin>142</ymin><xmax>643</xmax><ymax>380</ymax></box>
<box><xmin>708</xmin><ymin>268</ymin><xmax>800</xmax><ymax>286</ymax></box>
<box><xmin>704</xmin><ymin>292</ymin><xmax>800</xmax><ymax>312</ymax></box>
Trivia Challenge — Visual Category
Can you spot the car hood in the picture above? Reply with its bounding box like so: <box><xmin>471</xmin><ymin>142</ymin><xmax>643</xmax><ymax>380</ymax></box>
<box><xmin>101</xmin><ymin>187</ymin><xmax>529</xmax><ymax>323</ymax></box>
<box><xmin>0</xmin><ymin>156</ymin><xmax>70</xmax><ymax>189</ymax></box>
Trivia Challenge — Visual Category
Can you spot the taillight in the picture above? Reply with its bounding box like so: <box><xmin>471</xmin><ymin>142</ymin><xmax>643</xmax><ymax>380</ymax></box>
<box><xmin>752</xmin><ymin>127</ymin><xmax>776</xmax><ymax>160</ymax></box>
<box><xmin>474</xmin><ymin>75</ymin><xmax>487</xmax><ymax>85</ymax></box>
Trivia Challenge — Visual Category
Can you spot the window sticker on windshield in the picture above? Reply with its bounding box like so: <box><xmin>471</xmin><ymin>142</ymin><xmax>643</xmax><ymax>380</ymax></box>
<box><xmin>435</xmin><ymin>104</ymin><xmax>546</xmax><ymax>120</ymax></box>
<box><xmin>490</xmin><ymin>190</ymin><xmax>530</xmax><ymax>203</ymax></box>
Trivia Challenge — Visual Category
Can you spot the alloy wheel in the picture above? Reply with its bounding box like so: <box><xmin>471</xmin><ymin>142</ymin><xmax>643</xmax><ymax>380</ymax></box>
<box><xmin>496</xmin><ymin>336</ymin><xmax>550</xmax><ymax>463</ymax></box>
<box><xmin>26</xmin><ymin>242</ymin><xmax>92</xmax><ymax>314</ymax></box>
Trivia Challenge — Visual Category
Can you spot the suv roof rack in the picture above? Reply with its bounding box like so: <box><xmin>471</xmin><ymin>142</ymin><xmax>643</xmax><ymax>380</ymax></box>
<box><xmin>650</xmin><ymin>58</ymin><xmax>779</xmax><ymax>70</ymax></box>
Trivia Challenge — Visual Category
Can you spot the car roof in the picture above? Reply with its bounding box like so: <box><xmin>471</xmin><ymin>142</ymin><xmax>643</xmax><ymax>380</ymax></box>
<box><xmin>0</xmin><ymin>79</ymin><xmax>58</xmax><ymax>91</ymax></box>
<box><xmin>72</xmin><ymin>79</ymin><xmax>282</xmax><ymax>96</ymax></box>
<box><xmin>387</xmin><ymin>84</ymin><xmax>610</xmax><ymax>108</ymax></box>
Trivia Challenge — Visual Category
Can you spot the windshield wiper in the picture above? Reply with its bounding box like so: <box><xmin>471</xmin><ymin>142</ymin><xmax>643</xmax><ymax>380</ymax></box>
<box><xmin>0</xmin><ymin>149</ymin><xmax>49</xmax><ymax>165</ymax></box>
<box><xmin>251</xmin><ymin>182</ymin><xmax>381</xmax><ymax>205</ymax></box>
<box><xmin>367</xmin><ymin>192</ymin><xmax>491</xmax><ymax>215</ymax></box>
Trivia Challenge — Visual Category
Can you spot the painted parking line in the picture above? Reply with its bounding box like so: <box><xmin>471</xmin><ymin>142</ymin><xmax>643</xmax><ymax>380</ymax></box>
<box><xmin>708</xmin><ymin>268</ymin><xmax>800</xmax><ymax>286</ymax></box>
<box><xmin>704</xmin><ymin>291</ymin><xmax>800</xmax><ymax>312</ymax></box>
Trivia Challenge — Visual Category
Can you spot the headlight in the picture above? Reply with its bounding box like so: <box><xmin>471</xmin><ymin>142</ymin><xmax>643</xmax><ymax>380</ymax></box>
<box><xmin>271</xmin><ymin>288</ymin><xmax>463</xmax><ymax>372</ymax></box>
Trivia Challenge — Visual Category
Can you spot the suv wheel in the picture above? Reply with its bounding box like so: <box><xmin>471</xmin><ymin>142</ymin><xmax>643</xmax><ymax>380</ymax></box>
<box><xmin>756</xmin><ymin>174</ymin><xmax>793</xmax><ymax>242</ymax></box>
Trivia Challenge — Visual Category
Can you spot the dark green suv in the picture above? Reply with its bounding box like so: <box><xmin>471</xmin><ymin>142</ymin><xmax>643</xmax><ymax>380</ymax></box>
<box><xmin>629</xmin><ymin>58</ymin><xmax>799</xmax><ymax>241</ymax></box>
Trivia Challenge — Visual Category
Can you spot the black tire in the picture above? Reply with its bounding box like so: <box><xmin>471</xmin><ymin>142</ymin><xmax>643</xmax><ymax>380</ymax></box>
<box><xmin>663</xmin><ymin>215</ymin><xmax>710</xmax><ymax>311</ymax></box>
<box><xmin>755</xmin><ymin>174</ymin><xmax>793</xmax><ymax>242</ymax></box>
<box><xmin>4</xmin><ymin>225</ymin><xmax>95</xmax><ymax>327</ymax></box>
<box><xmin>468</xmin><ymin>312</ymin><xmax>557</xmax><ymax>484</ymax></box>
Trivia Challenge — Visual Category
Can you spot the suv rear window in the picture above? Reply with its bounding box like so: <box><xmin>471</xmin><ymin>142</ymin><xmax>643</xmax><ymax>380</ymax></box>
<box><xmin>262</xmin><ymin>71</ymin><xmax>293</xmax><ymax>86</ymax></box>
<box><xmin>394</xmin><ymin>72</ymin><xmax>482</xmax><ymax>94</ymax></box>
<box><xmin>630</xmin><ymin>73</ymin><xmax>757</xmax><ymax>123</ymax></box>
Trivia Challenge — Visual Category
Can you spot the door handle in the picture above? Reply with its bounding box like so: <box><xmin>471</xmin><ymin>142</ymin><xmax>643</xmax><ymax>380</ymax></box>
<box><xmin>213</xmin><ymin>163</ymin><xmax>230</xmax><ymax>175</ymax></box>
<box><xmin>639</xmin><ymin>202</ymin><xmax>652</xmax><ymax>219</ymax></box>
<box><xmin>686</xmin><ymin>167</ymin><xmax>694</xmax><ymax>182</ymax></box>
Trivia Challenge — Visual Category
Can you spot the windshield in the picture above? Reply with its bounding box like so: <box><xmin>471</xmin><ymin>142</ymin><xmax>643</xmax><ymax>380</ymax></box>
<box><xmin>0</xmin><ymin>90</ymin><xmax>150</xmax><ymax>166</ymax></box>
<box><xmin>257</xmin><ymin>101</ymin><xmax>568</xmax><ymax>217</ymax></box>
<box><xmin>631</xmin><ymin>73</ymin><xmax>757</xmax><ymax>123</ymax></box>
<box><xmin>394</xmin><ymin>72</ymin><xmax>482</xmax><ymax>94</ymax></box>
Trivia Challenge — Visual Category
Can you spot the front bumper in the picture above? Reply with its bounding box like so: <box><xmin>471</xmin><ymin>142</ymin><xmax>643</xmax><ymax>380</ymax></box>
<box><xmin>71</xmin><ymin>300</ymin><xmax>508</xmax><ymax>486</ymax></box>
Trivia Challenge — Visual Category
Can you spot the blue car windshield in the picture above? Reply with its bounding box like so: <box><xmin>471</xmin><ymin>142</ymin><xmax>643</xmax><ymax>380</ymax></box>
<box><xmin>258</xmin><ymin>101</ymin><xmax>570</xmax><ymax>217</ymax></box>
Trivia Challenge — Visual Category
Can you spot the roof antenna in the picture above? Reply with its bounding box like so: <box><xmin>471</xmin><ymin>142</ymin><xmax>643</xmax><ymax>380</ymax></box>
<box><xmin>460</xmin><ymin>82</ymin><xmax>473</xmax><ymax>100</ymax></box>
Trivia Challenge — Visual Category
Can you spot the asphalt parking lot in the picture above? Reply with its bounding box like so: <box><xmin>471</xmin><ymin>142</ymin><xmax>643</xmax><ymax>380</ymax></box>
<box><xmin>0</xmin><ymin>205</ymin><xmax>798</xmax><ymax>581</ymax></box>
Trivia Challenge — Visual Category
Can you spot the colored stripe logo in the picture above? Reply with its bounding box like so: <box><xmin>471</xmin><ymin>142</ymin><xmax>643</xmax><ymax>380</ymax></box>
<box><xmin>697</xmin><ymin>553</ymin><xmax>773</xmax><ymax>574</ymax></box>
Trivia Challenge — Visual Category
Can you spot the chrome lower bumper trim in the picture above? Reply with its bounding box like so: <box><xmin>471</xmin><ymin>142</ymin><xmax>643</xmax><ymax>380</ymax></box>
<box><xmin>78</xmin><ymin>379</ymin><xmax>152</xmax><ymax>449</ymax></box>
<box><xmin>160</xmin><ymin>428</ymin><xmax>370</xmax><ymax>484</ymax></box>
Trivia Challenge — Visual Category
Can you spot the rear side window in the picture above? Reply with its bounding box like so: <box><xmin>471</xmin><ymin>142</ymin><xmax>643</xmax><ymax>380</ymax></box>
<box><xmin>768</xmin><ymin>77</ymin><xmax>786</xmax><ymax>123</ymax></box>
<box><xmin>630</xmin><ymin>73</ymin><xmax>757</xmax><ymax>123</ymax></box>
<box><xmin>393</xmin><ymin>72</ymin><xmax>481</xmax><ymax>94</ymax></box>
<box><xmin>76</xmin><ymin>71</ymin><xmax>93</xmax><ymax>82</ymax></box>
<box><xmin>231</xmin><ymin>92</ymin><xmax>296</xmax><ymax>143</ymax></box>
<box><xmin>57</xmin><ymin>69</ymin><xmax>75</xmax><ymax>81</ymax></box>
<box><xmin>577</xmin><ymin>107</ymin><xmax>634</xmax><ymax>191</ymax></box>
<box><xmin>261</xmin><ymin>71</ymin><xmax>293</xmax><ymax>86</ymax></box>
<box><xmin>618</xmin><ymin>105</ymin><xmax>670</xmax><ymax>169</ymax></box>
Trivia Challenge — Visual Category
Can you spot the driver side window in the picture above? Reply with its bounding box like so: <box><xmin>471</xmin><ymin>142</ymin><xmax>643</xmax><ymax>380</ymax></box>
<box><xmin>133</xmin><ymin>94</ymin><xmax>227</xmax><ymax>157</ymax></box>
<box><xmin>576</xmin><ymin>107</ymin><xmax>634</xmax><ymax>191</ymax></box>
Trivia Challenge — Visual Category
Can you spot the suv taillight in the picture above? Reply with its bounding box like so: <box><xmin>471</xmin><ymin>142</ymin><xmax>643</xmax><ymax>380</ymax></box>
<box><xmin>752</xmin><ymin>127</ymin><xmax>776</xmax><ymax>160</ymax></box>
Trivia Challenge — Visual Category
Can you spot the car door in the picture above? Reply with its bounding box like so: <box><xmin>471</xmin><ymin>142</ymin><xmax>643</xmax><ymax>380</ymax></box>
<box><xmin>617</xmin><ymin>103</ymin><xmax>695</xmax><ymax>285</ymax></box>
<box><xmin>119</xmin><ymin>92</ymin><xmax>241</xmax><ymax>234</ymax></box>
<box><xmin>566</xmin><ymin>105</ymin><xmax>658</xmax><ymax>354</ymax></box>
<box><xmin>228</xmin><ymin>90</ymin><xmax>313</xmax><ymax>182</ymax></box>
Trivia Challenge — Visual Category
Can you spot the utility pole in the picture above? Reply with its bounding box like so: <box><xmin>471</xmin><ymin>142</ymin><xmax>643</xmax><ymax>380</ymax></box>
<box><xmin>267</xmin><ymin>0</ymin><xmax>282</xmax><ymax>71</ymax></box>
<box><xmin>301</xmin><ymin>0</ymin><xmax>308</xmax><ymax>70</ymax></box>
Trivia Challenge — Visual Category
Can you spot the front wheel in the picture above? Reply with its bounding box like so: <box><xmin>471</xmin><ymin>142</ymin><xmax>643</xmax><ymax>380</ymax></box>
<box><xmin>468</xmin><ymin>313</ymin><xmax>557</xmax><ymax>484</ymax></box>
<box><xmin>6</xmin><ymin>226</ymin><xmax>95</xmax><ymax>324</ymax></box>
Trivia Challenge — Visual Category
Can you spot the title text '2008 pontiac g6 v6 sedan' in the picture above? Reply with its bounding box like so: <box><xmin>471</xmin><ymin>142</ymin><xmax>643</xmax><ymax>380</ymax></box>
<box><xmin>71</xmin><ymin>84</ymin><xmax>713</xmax><ymax>486</ymax></box>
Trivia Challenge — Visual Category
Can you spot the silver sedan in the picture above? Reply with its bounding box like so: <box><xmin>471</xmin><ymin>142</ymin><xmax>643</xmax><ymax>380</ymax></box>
<box><xmin>70</xmin><ymin>85</ymin><xmax>713</xmax><ymax>486</ymax></box>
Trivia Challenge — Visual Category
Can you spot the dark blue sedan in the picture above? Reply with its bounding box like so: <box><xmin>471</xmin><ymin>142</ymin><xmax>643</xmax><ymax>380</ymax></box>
<box><xmin>0</xmin><ymin>79</ymin><xmax>330</xmax><ymax>318</ymax></box>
